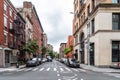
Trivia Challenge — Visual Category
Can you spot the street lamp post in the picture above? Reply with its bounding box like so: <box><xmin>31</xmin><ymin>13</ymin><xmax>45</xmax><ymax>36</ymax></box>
<box><xmin>87</xmin><ymin>17</ymin><xmax>90</xmax><ymax>66</ymax></box>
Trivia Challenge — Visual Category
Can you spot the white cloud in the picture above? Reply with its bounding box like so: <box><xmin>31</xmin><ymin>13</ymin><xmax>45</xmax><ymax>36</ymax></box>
<box><xmin>10</xmin><ymin>0</ymin><xmax>73</xmax><ymax>52</ymax></box>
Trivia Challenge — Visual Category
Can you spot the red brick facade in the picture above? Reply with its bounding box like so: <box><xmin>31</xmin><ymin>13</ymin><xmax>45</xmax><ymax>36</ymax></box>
<box><xmin>23</xmin><ymin>2</ymin><xmax>44</xmax><ymax>56</ymax></box>
<box><xmin>0</xmin><ymin>0</ymin><xmax>26</xmax><ymax>67</ymax></box>
<box><xmin>66</xmin><ymin>35</ymin><xmax>74</xmax><ymax>58</ymax></box>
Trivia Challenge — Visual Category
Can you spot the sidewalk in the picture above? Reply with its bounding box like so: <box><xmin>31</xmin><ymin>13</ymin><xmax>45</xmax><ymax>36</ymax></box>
<box><xmin>80</xmin><ymin>64</ymin><xmax>120</xmax><ymax>73</ymax></box>
<box><xmin>0</xmin><ymin>65</ymin><xmax>26</xmax><ymax>73</ymax></box>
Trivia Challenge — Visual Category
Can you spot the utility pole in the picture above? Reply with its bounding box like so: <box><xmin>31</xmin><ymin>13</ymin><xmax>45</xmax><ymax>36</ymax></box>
<box><xmin>87</xmin><ymin>17</ymin><xmax>90</xmax><ymax>66</ymax></box>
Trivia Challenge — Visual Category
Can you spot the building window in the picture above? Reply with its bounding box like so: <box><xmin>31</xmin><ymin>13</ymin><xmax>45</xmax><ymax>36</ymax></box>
<box><xmin>75</xmin><ymin>35</ymin><xmax>78</xmax><ymax>45</ymax></box>
<box><xmin>87</xmin><ymin>22</ymin><xmax>90</xmax><ymax>36</ymax></box>
<box><xmin>9</xmin><ymin>8</ymin><xmax>12</xmax><ymax>17</ymax></box>
<box><xmin>4</xmin><ymin>16</ymin><xmax>7</xmax><ymax>28</ymax></box>
<box><xmin>112</xmin><ymin>41</ymin><xmax>120</xmax><ymax>62</ymax></box>
<box><xmin>83</xmin><ymin>12</ymin><xmax>85</xmax><ymax>21</ymax></box>
<box><xmin>112</xmin><ymin>0</ymin><xmax>120</xmax><ymax>3</ymax></box>
<box><xmin>112</xmin><ymin>13</ymin><xmax>120</xmax><ymax>30</ymax></box>
<box><xmin>14</xmin><ymin>15</ymin><xmax>16</xmax><ymax>20</ymax></box>
<box><xmin>92</xmin><ymin>0</ymin><xmax>95</xmax><ymax>9</ymax></box>
<box><xmin>87</xmin><ymin>5</ymin><xmax>90</xmax><ymax>16</ymax></box>
<box><xmin>10</xmin><ymin>36</ymin><xmax>13</xmax><ymax>44</ymax></box>
<box><xmin>10</xmin><ymin>22</ymin><xmax>12</xmax><ymax>29</ymax></box>
<box><xmin>91</xmin><ymin>18</ymin><xmax>95</xmax><ymax>34</ymax></box>
<box><xmin>4</xmin><ymin>3</ymin><xmax>7</xmax><ymax>14</ymax></box>
<box><xmin>4</xmin><ymin>33</ymin><xmax>7</xmax><ymax>44</ymax></box>
<box><xmin>81</xmin><ymin>0</ymin><xmax>84</xmax><ymax>5</ymax></box>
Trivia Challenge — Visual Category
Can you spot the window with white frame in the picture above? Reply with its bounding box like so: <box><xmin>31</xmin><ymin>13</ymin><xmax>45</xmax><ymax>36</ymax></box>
<box><xmin>10</xmin><ymin>22</ymin><xmax>12</xmax><ymax>29</ymax></box>
<box><xmin>14</xmin><ymin>14</ymin><xmax>16</xmax><ymax>20</ymax></box>
<box><xmin>4</xmin><ymin>3</ymin><xmax>7</xmax><ymax>14</ymax></box>
<box><xmin>9</xmin><ymin>8</ymin><xmax>12</xmax><ymax>17</ymax></box>
<box><xmin>4</xmin><ymin>33</ymin><xmax>7</xmax><ymax>44</ymax></box>
<box><xmin>4</xmin><ymin>16</ymin><xmax>7</xmax><ymax>27</ymax></box>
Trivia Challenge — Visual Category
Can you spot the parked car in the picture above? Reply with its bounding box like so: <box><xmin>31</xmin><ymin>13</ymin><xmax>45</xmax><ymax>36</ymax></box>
<box><xmin>60</xmin><ymin>58</ymin><xmax>67</xmax><ymax>64</ymax></box>
<box><xmin>32</xmin><ymin>58</ymin><xmax>41</xmax><ymax>65</ymax></box>
<box><xmin>47</xmin><ymin>57</ymin><xmax>52</xmax><ymax>62</ymax></box>
<box><xmin>42</xmin><ymin>58</ymin><xmax>47</xmax><ymax>63</ymax></box>
<box><xmin>26</xmin><ymin>60</ymin><xmax>38</xmax><ymax>67</ymax></box>
<box><xmin>66</xmin><ymin>58</ymin><xmax>80</xmax><ymax>68</ymax></box>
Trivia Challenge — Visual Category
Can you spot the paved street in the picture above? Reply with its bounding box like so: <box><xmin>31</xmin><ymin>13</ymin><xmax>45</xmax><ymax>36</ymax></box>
<box><xmin>0</xmin><ymin>60</ymin><xmax>120</xmax><ymax>80</ymax></box>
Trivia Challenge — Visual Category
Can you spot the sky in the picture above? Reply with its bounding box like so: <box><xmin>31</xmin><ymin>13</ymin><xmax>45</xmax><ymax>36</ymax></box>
<box><xmin>10</xmin><ymin>0</ymin><xmax>73</xmax><ymax>52</ymax></box>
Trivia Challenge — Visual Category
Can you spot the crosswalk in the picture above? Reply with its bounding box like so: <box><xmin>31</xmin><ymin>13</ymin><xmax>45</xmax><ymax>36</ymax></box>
<box><xmin>104</xmin><ymin>73</ymin><xmax>120</xmax><ymax>78</ymax></box>
<box><xmin>16</xmin><ymin>67</ymin><xmax>86</xmax><ymax>73</ymax></box>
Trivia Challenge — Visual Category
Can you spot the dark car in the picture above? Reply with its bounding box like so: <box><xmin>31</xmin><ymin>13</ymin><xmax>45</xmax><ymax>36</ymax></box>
<box><xmin>47</xmin><ymin>57</ymin><xmax>52</xmax><ymax>62</ymax></box>
<box><xmin>42</xmin><ymin>58</ymin><xmax>47</xmax><ymax>63</ymax></box>
<box><xmin>32</xmin><ymin>58</ymin><xmax>41</xmax><ymax>65</ymax></box>
<box><xmin>26</xmin><ymin>60</ymin><xmax>38</xmax><ymax>67</ymax></box>
<box><xmin>66</xmin><ymin>58</ymin><xmax>80</xmax><ymax>68</ymax></box>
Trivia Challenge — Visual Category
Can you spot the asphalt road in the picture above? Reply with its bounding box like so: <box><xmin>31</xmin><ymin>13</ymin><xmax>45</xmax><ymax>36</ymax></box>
<box><xmin>0</xmin><ymin>60</ymin><xmax>120</xmax><ymax>80</ymax></box>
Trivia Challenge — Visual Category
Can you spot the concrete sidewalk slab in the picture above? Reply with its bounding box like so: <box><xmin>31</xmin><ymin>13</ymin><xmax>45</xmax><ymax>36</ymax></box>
<box><xmin>80</xmin><ymin>64</ymin><xmax>120</xmax><ymax>73</ymax></box>
<box><xmin>0</xmin><ymin>65</ymin><xmax>26</xmax><ymax>73</ymax></box>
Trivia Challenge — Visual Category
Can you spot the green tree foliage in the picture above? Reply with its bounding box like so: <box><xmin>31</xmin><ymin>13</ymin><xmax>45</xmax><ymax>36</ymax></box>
<box><xmin>48</xmin><ymin>51</ymin><xmax>55</xmax><ymax>59</ymax></box>
<box><xmin>64</xmin><ymin>45</ymin><xmax>73</xmax><ymax>55</ymax></box>
<box><xmin>22</xmin><ymin>40</ymin><xmax>39</xmax><ymax>54</ymax></box>
<box><xmin>41</xmin><ymin>46</ymin><xmax>48</xmax><ymax>58</ymax></box>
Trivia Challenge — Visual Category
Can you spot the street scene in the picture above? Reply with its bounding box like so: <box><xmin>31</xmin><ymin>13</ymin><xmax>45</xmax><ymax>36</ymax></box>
<box><xmin>0</xmin><ymin>60</ymin><xmax>120</xmax><ymax>80</ymax></box>
<box><xmin>1</xmin><ymin>0</ymin><xmax>120</xmax><ymax>80</ymax></box>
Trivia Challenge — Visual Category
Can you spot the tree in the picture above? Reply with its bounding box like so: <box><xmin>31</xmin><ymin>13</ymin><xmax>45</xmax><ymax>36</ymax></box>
<box><xmin>22</xmin><ymin>40</ymin><xmax>39</xmax><ymax>55</ymax></box>
<box><xmin>48</xmin><ymin>50</ymin><xmax>55</xmax><ymax>59</ymax></box>
<box><xmin>41</xmin><ymin>46</ymin><xmax>48</xmax><ymax>58</ymax></box>
<box><xmin>64</xmin><ymin>45</ymin><xmax>73</xmax><ymax>57</ymax></box>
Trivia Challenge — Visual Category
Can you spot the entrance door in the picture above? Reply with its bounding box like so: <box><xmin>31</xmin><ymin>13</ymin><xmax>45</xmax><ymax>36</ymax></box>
<box><xmin>81</xmin><ymin>43</ymin><xmax>84</xmax><ymax>63</ymax></box>
<box><xmin>5</xmin><ymin>51</ymin><xmax>11</xmax><ymax>67</ymax></box>
<box><xmin>80</xmin><ymin>32</ymin><xmax>85</xmax><ymax>64</ymax></box>
<box><xmin>112</xmin><ymin>41</ymin><xmax>120</xmax><ymax>62</ymax></box>
<box><xmin>90</xmin><ymin>43</ymin><xmax>94</xmax><ymax>65</ymax></box>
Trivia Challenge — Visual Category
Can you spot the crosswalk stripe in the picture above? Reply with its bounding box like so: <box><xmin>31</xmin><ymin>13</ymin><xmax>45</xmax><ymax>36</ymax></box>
<box><xmin>72</xmin><ymin>68</ymin><xmax>78</xmax><ymax>72</ymax></box>
<box><xmin>54</xmin><ymin>68</ymin><xmax>57</xmax><ymax>71</ymax></box>
<box><xmin>25</xmin><ymin>68</ymin><xmax>32</xmax><ymax>71</ymax></box>
<box><xmin>32</xmin><ymin>68</ymin><xmax>39</xmax><ymax>71</ymax></box>
<box><xmin>65</xmin><ymin>67</ymin><xmax>71</xmax><ymax>71</ymax></box>
<box><xmin>39</xmin><ymin>68</ymin><xmax>44</xmax><ymax>71</ymax></box>
<box><xmin>79</xmin><ymin>69</ymin><xmax>86</xmax><ymax>72</ymax></box>
<box><xmin>17</xmin><ymin>68</ymin><xmax>25</xmax><ymax>72</ymax></box>
<box><xmin>60</xmin><ymin>68</ymin><xmax>64</xmax><ymax>72</ymax></box>
<box><xmin>46</xmin><ymin>68</ymin><xmax>50</xmax><ymax>71</ymax></box>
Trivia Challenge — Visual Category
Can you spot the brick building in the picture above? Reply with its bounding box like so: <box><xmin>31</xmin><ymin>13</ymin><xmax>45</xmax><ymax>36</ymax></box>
<box><xmin>66</xmin><ymin>35</ymin><xmax>74</xmax><ymax>58</ymax></box>
<box><xmin>73</xmin><ymin>0</ymin><xmax>120</xmax><ymax>67</ymax></box>
<box><xmin>20</xmin><ymin>2</ymin><xmax>44</xmax><ymax>57</ymax></box>
<box><xmin>0</xmin><ymin>0</ymin><xmax>26</xmax><ymax>67</ymax></box>
<box><xmin>59</xmin><ymin>43</ymin><xmax>66</xmax><ymax>58</ymax></box>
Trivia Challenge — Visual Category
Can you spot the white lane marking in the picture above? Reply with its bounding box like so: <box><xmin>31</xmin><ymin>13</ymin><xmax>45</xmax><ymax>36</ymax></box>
<box><xmin>63</xmin><ymin>73</ymin><xmax>77</xmax><ymax>79</ymax></box>
<box><xmin>72</xmin><ymin>68</ymin><xmax>78</xmax><ymax>72</ymax></box>
<box><xmin>39</xmin><ymin>68</ymin><xmax>44</xmax><ymax>71</ymax></box>
<box><xmin>57</xmin><ymin>74</ymin><xmax>60</xmax><ymax>76</ymax></box>
<box><xmin>81</xmin><ymin>79</ymin><xmax>84</xmax><ymax>80</ymax></box>
<box><xmin>46</xmin><ymin>68</ymin><xmax>50</xmax><ymax>71</ymax></box>
<box><xmin>25</xmin><ymin>68</ymin><xmax>32</xmax><ymax>71</ymax></box>
<box><xmin>54</xmin><ymin>68</ymin><xmax>57</xmax><ymax>71</ymax></box>
<box><xmin>73</xmin><ymin>78</ymin><xmax>78</xmax><ymax>80</ymax></box>
<box><xmin>17</xmin><ymin>68</ymin><xmax>25</xmax><ymax>72</ymax></box>
<box><xmin>32</xmin><ymin>68</ymin><xmax>39</xmax><ymax>71</ymax></box>
<box><xmin>60</xmin><ymin>68</ymin><xmax>64</xmax><ymax>72</ymax></box>
<box><xmin>104</xmin><ymin>73</ymin><xmax>120</xmax><ymax>78</ymax></box>
<box><xmin>65</xmin><ymin>67</ymin><xmax>71</xmax><ymax>71</ymax></box>
<box><xmin>58</xmin><ymin>79</ymin><xmax>61</xmax><ymax>80</ymax></box>
<box><xmin>79</xmin><ymin>69</ymin><xmax>86</xmax><ymax>72</ymax></box>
